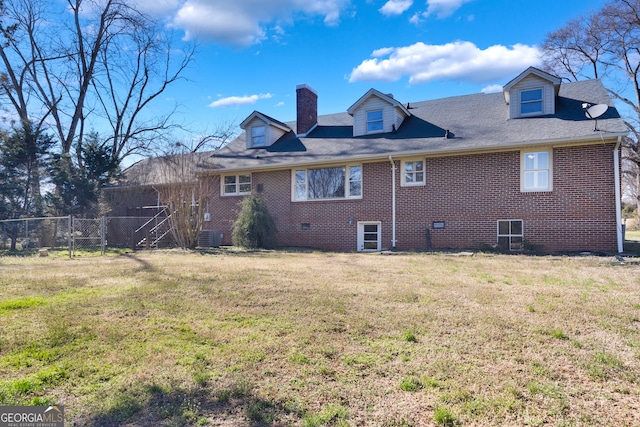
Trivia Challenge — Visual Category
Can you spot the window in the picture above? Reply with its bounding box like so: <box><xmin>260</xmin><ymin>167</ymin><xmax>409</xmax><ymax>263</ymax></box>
<box><xmin>520</xmin><ymin>88</ymin><xmax>543</xmax><ymax>115</ymax></box>
<box><xmin>293</xmin><ymin>165</ymin><xmax>362</xmax><ymax>201</ymax></box>
<box><xmin>402</xmin><ymin>160</ymin><xmax>425</xmax><ymax>186</ymax></box>
<box><xmin>223</xmin><ymin>174</ymin><xmax>252</xmax><ymax>196</ymax></box>
<box><xmin>349</xmin><ymin>165</ymin><xmax>362</xmax><ymax>197</ymax></box>
<box><xmin>367</xmin><ymin>110</ymin><xmax>383</xmax><ymax>133</ymax></box>
<box><xmin>358</xmin><ymin>221</ymin><xmax>381</xmax><ymax>252</ymax></box>
<box><xmin>497</xmin><ymin>220</ymin><xmax>523</xmax><ymax>251</ymax></box>
<box><xmin>522</xmin><ymin>150</ymin><xmax>552</xmax><ymax>192</ymax></box>
<box><xmin>251</xmin><ymin>126</ymin><xmax>266</xmax><ymax>147</ymax></box>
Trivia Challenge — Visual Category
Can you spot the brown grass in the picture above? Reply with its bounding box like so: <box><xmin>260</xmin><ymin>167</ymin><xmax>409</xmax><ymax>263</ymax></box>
<box><xmin>0</xmin><ymin>249</ymin><xmax>639</xmax><ymax>426</ymax></box>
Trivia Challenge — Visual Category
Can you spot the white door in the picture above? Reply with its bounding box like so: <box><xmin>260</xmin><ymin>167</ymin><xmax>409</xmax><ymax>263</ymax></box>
<box><xmin>357</xmin><ymin>221</ymin><xmax>381</xmax><ymax>252</ymax></box>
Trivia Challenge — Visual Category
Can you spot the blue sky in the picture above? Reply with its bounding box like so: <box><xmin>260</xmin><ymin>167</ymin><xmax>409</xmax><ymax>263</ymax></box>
<box><xmin>142</xmin><ymin>0</ymin><xmax>607</xmax><ymax>140</ymax></box>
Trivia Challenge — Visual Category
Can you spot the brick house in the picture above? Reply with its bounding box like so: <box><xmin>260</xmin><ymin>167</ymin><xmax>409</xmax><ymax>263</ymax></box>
<box><xmin>199</xmin><ymin>67</ymin><xmax>628</xmax><ymax>253</ymax></box>
<box><xmin>105</xmin><ymin>151</ymin><xmax>217</xmax><ymax>217</ymax></box>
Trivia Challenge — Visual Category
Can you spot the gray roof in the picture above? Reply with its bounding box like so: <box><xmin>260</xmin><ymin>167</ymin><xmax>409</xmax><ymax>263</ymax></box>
<box><xmin>201</xmin><ymin>79</ymin><xmax>628</xmax><ymax>174</ymax></box>
<box><xmin>118</xmin><ymin>151</ymin><xmax>218</xmax><ymax>187</ymax></box>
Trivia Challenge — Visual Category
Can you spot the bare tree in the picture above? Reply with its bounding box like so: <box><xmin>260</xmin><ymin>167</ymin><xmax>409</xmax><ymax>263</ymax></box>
<box><xmin>151</xmin><ymin>128</ymin><xmax>235</xmax><ymax>249</ymax></box>
<box><xmin>541</xmin><ymin>0</ymin><xmax>640</xmax><ymax>213</ymax></box>
<box><xmin>0</xmin><ymin>0</ymin><xmax>194</xmax><ymax>173</ymax></box>
<box><xmin>154</xmin><ymin>155</ymin><xmax>215</xmax><ymax>250</ymax></box>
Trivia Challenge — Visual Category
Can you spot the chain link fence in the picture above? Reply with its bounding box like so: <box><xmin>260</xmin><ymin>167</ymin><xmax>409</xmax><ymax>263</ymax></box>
<box><xmin>0</xmin><ymin>216</ymin><xmax>179</xmax><ymax>256</ymax></box>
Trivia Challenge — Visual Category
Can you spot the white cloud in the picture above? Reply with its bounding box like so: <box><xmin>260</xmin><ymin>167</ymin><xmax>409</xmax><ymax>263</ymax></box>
<box><xmin>481</xmin><ymin>84</ymin><xmax>503</xmax><ymax>94</ymax></box>
<box><xmin>424</xmin><ymin>0</ymin><xmax>473</xmax><ymax>18</ymax></box>
<box><xmin>348</xmin><ymin>41</ymin><xmax>541</xmax><ymax>85</ymax></box>
<box><xmin>209</xmin><ymin>93</ymin><xmax>274</xmax><ymax>108</ymax></box>
<box><xmin>379</xmin><ymin>0</ymin><xmax>413</xmax><ymax>16</ymax></box>
<box><xmin>171</xmin><ymin>0</ymin><xmax>351</xmax><ymax>47</ymax></box>
<box><xmin>409</xmin><ymin>12</ymin><xmax>423</xmax><ymax>24</ymax></box>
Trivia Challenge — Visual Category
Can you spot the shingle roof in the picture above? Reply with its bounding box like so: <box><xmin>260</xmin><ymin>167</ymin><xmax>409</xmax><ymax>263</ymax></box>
<box><xmin>201</xmin><ymin>79</ymin><xmax>628</xmax><ymax>174</ymax></box>
<box><xmin>118</xmin><ymin>151</ymin><xmax>218</xmax><ymax>187</ymax></box>
<box><xmin>240</xmin><ymin>110</ymin><xmax>292</xmax><ymax>131</ymax></box>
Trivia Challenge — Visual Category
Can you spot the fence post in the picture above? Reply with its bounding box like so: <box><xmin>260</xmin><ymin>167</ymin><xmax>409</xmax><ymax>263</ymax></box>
<box><xmin>25</xmin><ymin>219</ymin><xmax>29</xmax><ymax>250</ymax></box>
<box><xmin>68</xmin><ymin>216</ymin><xmax>72</xmax><ymax>258</ymax></box>
<box><xmin>101</xmin><ymin>216</ymin><xmax>106</xmax><ymax>255</ymax></box>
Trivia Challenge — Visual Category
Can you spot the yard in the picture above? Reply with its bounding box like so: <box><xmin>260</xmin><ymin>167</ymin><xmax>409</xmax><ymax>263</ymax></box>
<box><xmin>0</xmin><ymin>250</ymin><xmax>639</xmax><ymax>426</ymax></box>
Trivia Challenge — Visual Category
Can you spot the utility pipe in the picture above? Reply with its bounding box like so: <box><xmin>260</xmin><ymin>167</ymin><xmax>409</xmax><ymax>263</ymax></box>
<box><xmin>614</xmin><ymin>136</ymin><xmax>623</xmax><ymax>253</ymax></box>
<box><xmin>388</xmin><ymin>156</ymin><xmax>397</xmax><ymax>249</ymax></box>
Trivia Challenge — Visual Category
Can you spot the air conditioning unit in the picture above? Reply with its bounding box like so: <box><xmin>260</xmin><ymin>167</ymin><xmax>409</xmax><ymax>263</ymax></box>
<box><xmin>198</xmin><ymin>230</ymin><xmax>221</xmax><ymax>248</ymax></box>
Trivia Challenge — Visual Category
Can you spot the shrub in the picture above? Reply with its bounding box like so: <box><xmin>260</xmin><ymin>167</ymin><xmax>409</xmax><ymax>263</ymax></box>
<box><xmin>232</xmin><ymin>193</ymin><xmax>277</xmax><ymax>249</ymax></box>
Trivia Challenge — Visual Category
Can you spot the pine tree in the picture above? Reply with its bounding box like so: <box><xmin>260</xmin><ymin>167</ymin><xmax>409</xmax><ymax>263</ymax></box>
<box><xmin>232</xmin><ymin>194</ymin><xmax>277</xmax><ymax>249</ymax></box>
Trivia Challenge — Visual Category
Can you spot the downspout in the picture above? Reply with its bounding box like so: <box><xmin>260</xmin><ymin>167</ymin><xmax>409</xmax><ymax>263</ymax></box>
<box><xmin>388</xmin><ymin>156</ymin><xmax>397</xmax><ymax>250</ymax></box>
<box><xmin>614</xmin><ymin>137</ymin><xmax>623</xmax><ymax>253</ymax></box>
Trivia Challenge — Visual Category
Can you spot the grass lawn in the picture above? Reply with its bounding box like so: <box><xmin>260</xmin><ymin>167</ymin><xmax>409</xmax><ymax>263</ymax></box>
<box><xmin>0</xmin><ymin>250</ymin><xmax>639</xmax><ymax>426</ymax></box>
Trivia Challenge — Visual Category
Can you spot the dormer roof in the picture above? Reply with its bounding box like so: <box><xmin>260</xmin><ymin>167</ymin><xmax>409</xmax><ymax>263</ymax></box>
<box><xmin>503</xmin><ymin>66</ymin><xmax>561</xmax><ymax>105</ymax></box>
<box><xmin>347</xmin><ymin>88</ymin><xmax>411</xmax><ymax>117</ymax></box>
<box><xmin>240</xmin><ymin>111</ymin><xmax>292</xmax><ymax>132</ymax></box>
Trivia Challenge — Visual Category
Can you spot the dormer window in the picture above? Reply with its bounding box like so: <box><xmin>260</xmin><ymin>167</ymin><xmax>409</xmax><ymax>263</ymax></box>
<box><xmin>240</xmin><ymin>111</ymin><xmax>292</xmax><ymax>148</ymax></box>
<box><xmin>251</xmin><ymin>126</ymin><xmax>266</xmax><ymax>147</ymax></box>
<box><xmin>520</xmin><ymin>88</ymin><xmax>543</xmax><ymax>115</ymax></box>
<box><xmin>366</xmin><ymin>110</ymin><xmax>384</xmax><ymax>133</ymax></box>
<box><xmin>347</xmin><ymin>89</ymin><xmax>410</xmax><ymax>137</ymax></box>
<box><xmin>503</xmin><ymin>67</ymin><xmax>561</xmax><ymax>119</ymax></box>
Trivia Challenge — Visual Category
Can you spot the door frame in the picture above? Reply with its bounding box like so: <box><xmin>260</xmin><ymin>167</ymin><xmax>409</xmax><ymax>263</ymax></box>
<box><xmin>357</xmin><ymin>221</ymin><xmax>382</xmax><ymax>252</ymax></box>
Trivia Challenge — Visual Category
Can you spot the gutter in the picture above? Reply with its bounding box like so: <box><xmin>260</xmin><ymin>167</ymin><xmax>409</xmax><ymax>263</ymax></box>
<box><xmin>614</xmin><ymin>137</ymin><xmax>623</xmax><ymax>253</ymax></box>
<box><xmin>389</xmin><ymin>156</ymin><xmax>397</xmax><ymax>250</ymax></box>
<box><xmin>198</xmin><ymin>132</ymin><xmax>628</xmax><ymax>177</ymax></box>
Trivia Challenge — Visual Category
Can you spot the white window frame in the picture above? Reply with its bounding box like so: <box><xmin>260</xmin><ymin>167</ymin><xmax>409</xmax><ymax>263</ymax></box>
<box><xmin>366</xmin><ymin>110</ymin><xmax>384</xmax><ymax>133</ymax></box>
<box><xmin>521</xmin><ymin>149</ymin><xmax>552</xmax><ymax>192</ymax></box>
<box><xmin>251</xmin><ymin>125</ymin><xmax>266</xmax><ymax>147</ymax></box>
<box><xmin>357</xmin><ymin>221</ymin><xmax>381</xmax><ymax>252</ymax></box>
<box><xmin>497</xmin><ymin>219</ymin><xmax>524</xmax><ymax>251</ymax></box>
<box><xmin>401</xmin><ymin>159</ymin><xmax>426</xmax><ymax>187</ymax></box>
<box><xmin>520</xmin><ymin>88</ymin><xmax>544</xmax><ymax>116</ymax></box>
<box><xmin>222</xmin><ymin>173</ymin><xmax>252</xmax><ymax>196</ymax></box>
<box><xmin>292</xmin><ymin>164</ymin><xmax>363</xmax><ymax>201</ymax></box>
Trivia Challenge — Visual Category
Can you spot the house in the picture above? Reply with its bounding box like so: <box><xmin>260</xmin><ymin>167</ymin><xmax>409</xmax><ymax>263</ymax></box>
<box><xmin>199</xmin><ymin>67</ymin><xmax>628</xmax><ymax>253</ymax></box>
<box><xmin>105</xmin><ymin>151</ymin><xmax>217</xmax><ymax>217</ymax></box>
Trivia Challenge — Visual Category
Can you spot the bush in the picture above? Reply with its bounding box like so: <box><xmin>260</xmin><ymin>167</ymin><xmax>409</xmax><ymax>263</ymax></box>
<box><xmin>232</xmin><ymin>194</ymin><xmax>277</xmax><ymax>249</ymax></box>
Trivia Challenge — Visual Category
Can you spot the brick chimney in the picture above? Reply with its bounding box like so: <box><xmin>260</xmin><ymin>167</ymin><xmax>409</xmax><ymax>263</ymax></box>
<box><xmin>296</xmin><ymin>84</ymin><xmax>317</xmax><ymax>136</ymax></box>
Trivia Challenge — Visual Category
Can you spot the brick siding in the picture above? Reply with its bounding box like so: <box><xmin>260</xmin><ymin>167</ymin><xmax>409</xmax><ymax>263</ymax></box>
<box><xmin>206</xmin><ymin>143</ymin><xmax>618</xmax><ymax>253</ymax></box>
<box><xmin>296</xmin><ymin>86</ymin><xmax>318</xmax><ymax>136</ymax></box>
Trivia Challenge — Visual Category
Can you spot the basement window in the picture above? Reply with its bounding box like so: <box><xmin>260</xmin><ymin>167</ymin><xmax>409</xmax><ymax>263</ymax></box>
<box><xmin>497</xmin><ymin>220</ymin><xmax>524</xmax><ymax>251</ymax></box>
